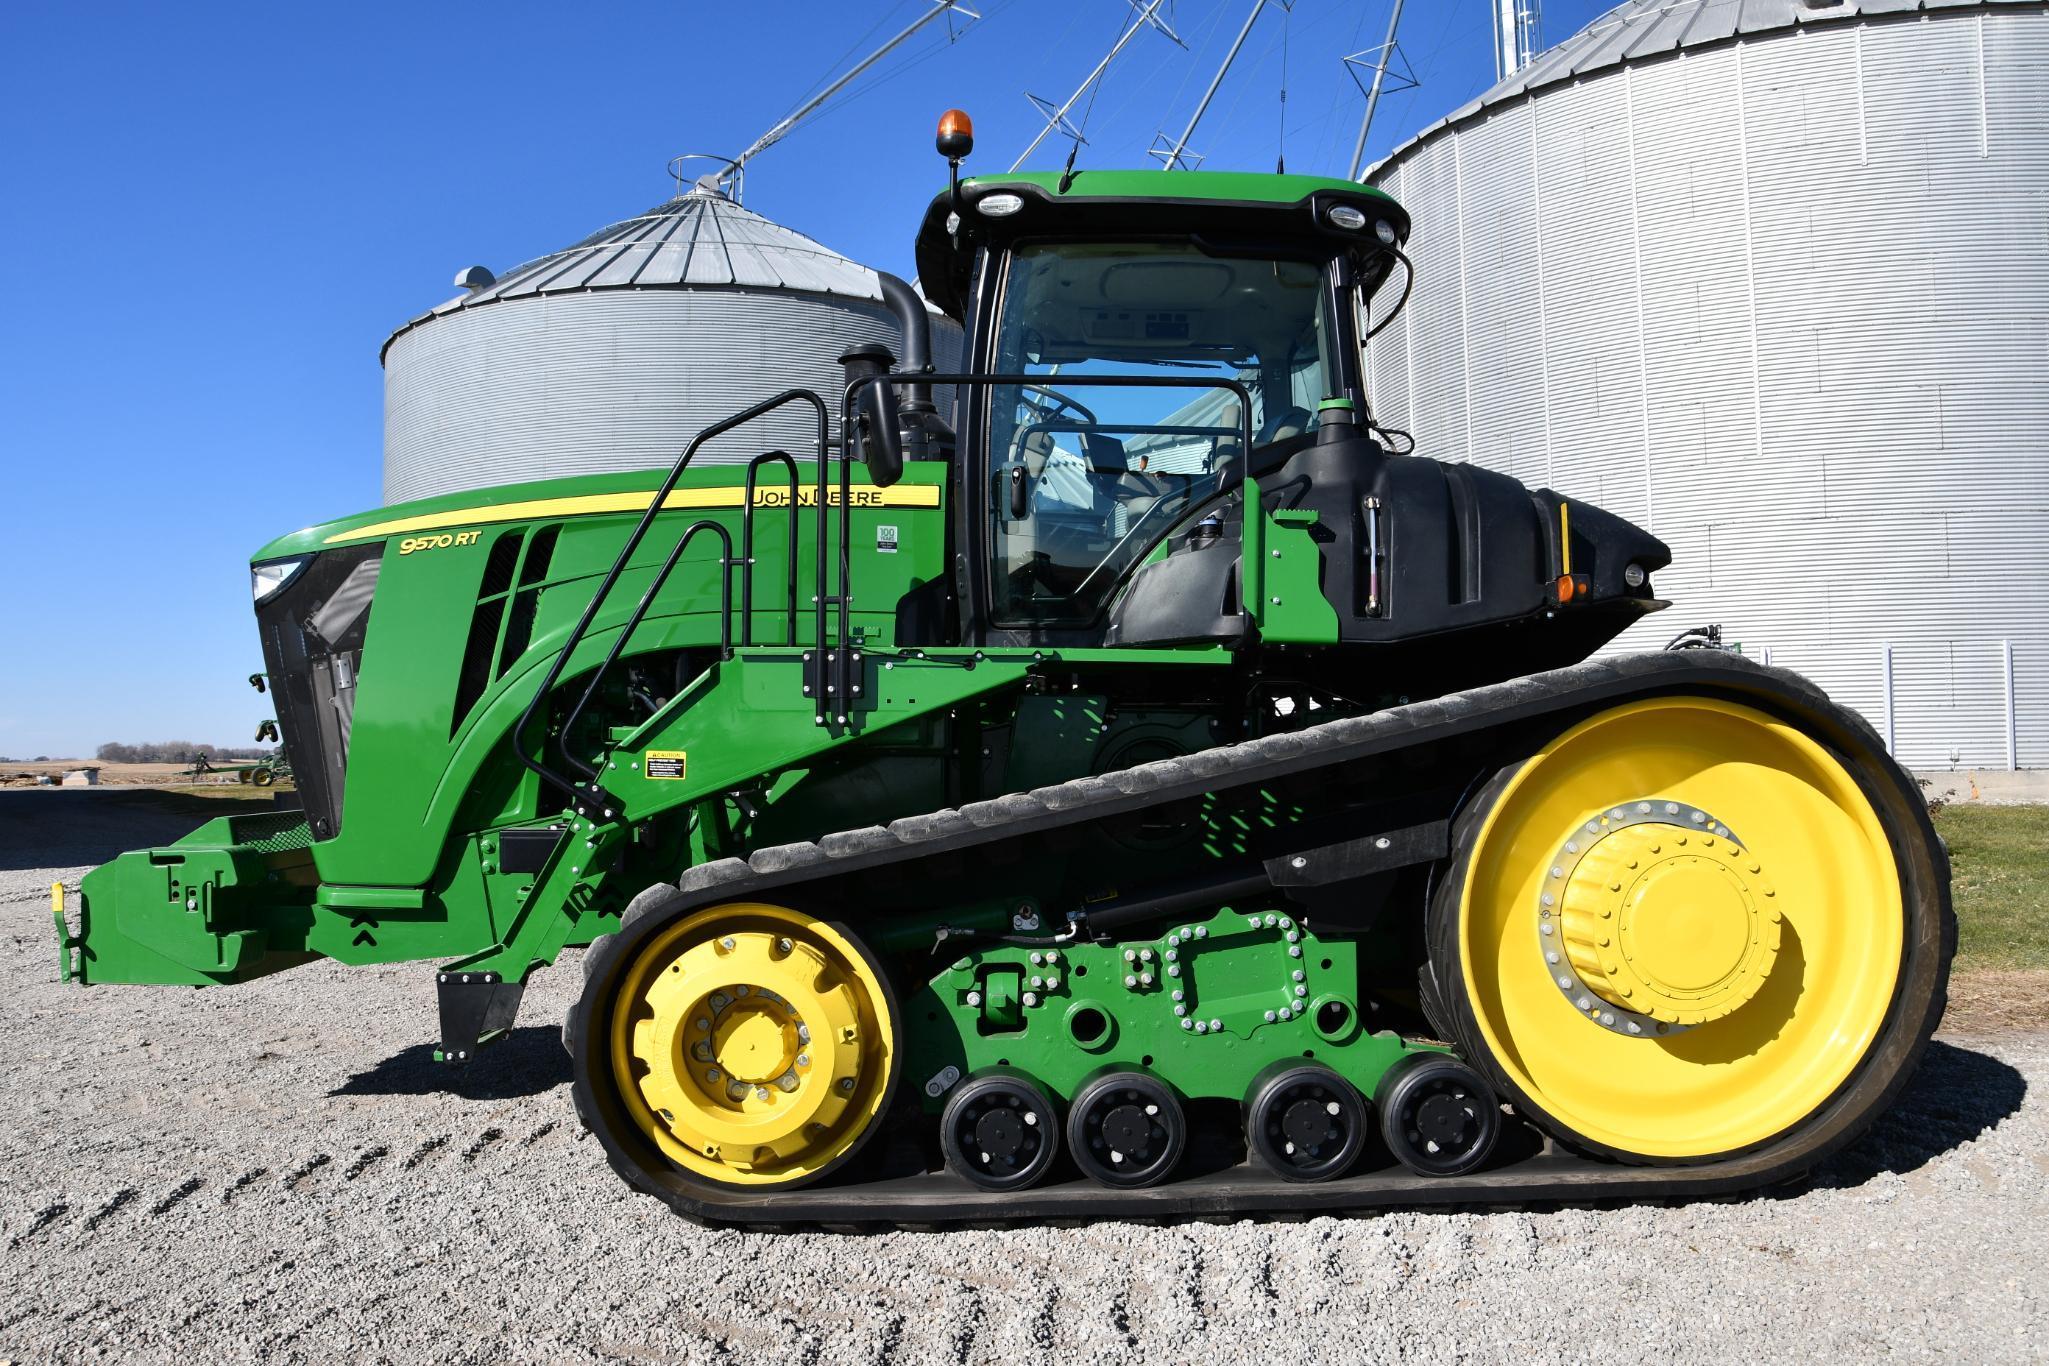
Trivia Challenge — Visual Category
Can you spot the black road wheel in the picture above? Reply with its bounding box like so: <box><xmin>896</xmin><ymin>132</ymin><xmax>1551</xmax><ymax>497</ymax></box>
<box><xmin>1244</xmin><ymin>1063</ymin><xmax>1371</xmax><ymax>1183</ymax></box>
<box><xmin>1066</xmin><ymin>1071</ymin><xmax>1186</xmax><ymax>1189</ymax></box>
<box><xmin>1376</xmin><ymin>1054</ymin><xmax>1499</xmax><ymax>1177</ymax></box>
<box><xmin>941</xmin><ymin>1071</ymin><xmax>1061</xmax><ymax>1192</ymax></box>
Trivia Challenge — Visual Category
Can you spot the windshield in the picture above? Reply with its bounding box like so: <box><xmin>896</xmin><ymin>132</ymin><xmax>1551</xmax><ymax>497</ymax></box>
<box><xmin>985</xmin><ymin>240</ymin><xmax>1339</xmax><ymax>626</ymax></box>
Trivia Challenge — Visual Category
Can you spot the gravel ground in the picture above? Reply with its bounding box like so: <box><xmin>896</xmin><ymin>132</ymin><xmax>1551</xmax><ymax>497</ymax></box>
<box><xmin>3</xmin><ymin>792</ymin><xmax>2044</xmax><ymax>1364</ymax></box>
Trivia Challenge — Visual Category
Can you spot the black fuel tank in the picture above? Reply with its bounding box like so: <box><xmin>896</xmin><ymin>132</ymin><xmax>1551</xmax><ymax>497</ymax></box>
<box><xmin>1256</xmin><ymin>426</ymin><xmax>1670</xmax><ymax>655</ymax></box>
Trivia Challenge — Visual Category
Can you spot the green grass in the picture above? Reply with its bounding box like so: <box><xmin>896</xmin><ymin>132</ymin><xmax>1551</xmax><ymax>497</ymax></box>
<box><xmin>1934</xmin><ymin>804</ymin><xmax>2049</xmax><ymax>971</ymax></box>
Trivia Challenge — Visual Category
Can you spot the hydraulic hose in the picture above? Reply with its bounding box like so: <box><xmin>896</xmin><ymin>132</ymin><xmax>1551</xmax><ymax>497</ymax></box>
<box><xmin>1364</xmin><ymin>246</ymin><xmax>1414</xmax><ymax>342</ymax></box>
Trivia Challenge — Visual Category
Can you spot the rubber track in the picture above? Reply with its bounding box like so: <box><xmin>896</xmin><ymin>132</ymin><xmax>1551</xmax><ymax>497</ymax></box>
<box><xmin>564</xmin><ymin>651</ymin><xmax>1952</xmax><ymax>1229</ymax></box>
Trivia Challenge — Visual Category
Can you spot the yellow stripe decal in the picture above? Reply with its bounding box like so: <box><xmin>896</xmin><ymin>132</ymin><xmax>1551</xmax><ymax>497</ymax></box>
<box><xmin>324</xmin><ymin>483</ymin><xmax>943</xmax><ymax>545</ymax></box>
<box><xmin>1558</xmin><ymin>501</ymin><xmax>1572</xmax><ymax>577</ymax></box>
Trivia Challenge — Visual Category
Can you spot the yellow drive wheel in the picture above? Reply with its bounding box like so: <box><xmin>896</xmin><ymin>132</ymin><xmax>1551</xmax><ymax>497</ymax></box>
<box><xmin>606</xmin><ymin>902</ymin><xmax>897</xmax><ymax>1189</ymax></box>
<box><xmin>1435</xmin><ymin>696</ymin><xmax>1918</xmax><ymax>1161</ymax></box>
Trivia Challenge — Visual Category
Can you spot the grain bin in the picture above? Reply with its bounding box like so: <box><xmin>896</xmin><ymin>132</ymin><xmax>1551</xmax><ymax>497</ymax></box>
<box><xmin>1365</xmin><ymin>0</ymin><xmax>2049</xmax><ymax>767</ymax></box>
<box><xmin>381</xmin><ymin>182</ymin><xmax>960</xmax><ymax>506</ymax></box>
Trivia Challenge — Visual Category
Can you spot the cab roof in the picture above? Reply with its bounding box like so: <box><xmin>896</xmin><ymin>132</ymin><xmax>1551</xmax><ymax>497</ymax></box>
<box><xmin>913</xmin><ymin>169</ymin><xmax>1409</xmax><ymax>323</ymax></box>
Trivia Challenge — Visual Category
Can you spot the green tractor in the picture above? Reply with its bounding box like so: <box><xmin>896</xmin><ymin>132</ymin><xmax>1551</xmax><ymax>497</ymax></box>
<box><xmin>59</xmin><ymin>120</ymin><xmax>1950</xmax><ymax>1225</ymax></box>
<box><xmin>239</xmin><ymin>711</ymin><xmax>293</xmax><ymax>788</ymax></box>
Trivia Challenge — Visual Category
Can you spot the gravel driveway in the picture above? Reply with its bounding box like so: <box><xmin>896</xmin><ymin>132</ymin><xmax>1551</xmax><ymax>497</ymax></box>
<box><xmin>3</xmin><ymin>792</ymin><xmax>2042</xmax><ymax>1363</ymax></box>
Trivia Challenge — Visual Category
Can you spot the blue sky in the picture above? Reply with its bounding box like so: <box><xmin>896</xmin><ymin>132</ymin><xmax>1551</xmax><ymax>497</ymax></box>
<box><xmin>0</xmin><ymin>0</ymin><xmax>1611</xmax><ymax>758</ymax></box>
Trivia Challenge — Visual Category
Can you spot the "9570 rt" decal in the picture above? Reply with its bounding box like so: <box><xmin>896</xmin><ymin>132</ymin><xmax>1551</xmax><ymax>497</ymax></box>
<box><xmin>400</xmin><ymin>530</ymin><xmax>482</xmax><ymax>555</ymax></box>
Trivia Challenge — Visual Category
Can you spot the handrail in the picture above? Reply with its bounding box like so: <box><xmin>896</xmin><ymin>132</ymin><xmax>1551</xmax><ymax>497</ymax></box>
<box><xmin>515</xmin><ymin>388</ymin><xmax>829</xmax><ymax>811</ymax></box>
<box><xmin>742</xmin><ymin>451</ymin><xmax>801</xmax><ymax>646</ymax></box>
<box><xmin>517</xmin><ymin>370</ymin><xmax>1259</xmax><ymax>804</ymax></box>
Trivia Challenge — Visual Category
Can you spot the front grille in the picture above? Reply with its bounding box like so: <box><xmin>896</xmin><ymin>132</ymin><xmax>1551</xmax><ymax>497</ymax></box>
<box><xmin>255</xmin><ymin>544</ymin><xmax>383</xmax><ymax>841</ymax></box>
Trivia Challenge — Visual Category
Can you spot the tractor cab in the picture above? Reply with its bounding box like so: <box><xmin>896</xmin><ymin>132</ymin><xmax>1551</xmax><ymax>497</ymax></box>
<box><xmin>907</xmin><ymin>167</ymin><xmax>1412</xmax><ymax>649</ymax></box>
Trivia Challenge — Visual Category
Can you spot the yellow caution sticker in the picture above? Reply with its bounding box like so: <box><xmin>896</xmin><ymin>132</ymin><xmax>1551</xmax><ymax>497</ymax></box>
<box><xmin>644</xmin><ymin>750</ymin><xmax>688</xmax><ymax>780</ymax></box>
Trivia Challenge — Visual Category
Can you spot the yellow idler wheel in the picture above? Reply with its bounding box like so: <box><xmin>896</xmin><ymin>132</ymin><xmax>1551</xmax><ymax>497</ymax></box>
<box><xmin>606</xmin><ymin>903</ymin><xmax>896</xmax><ymax>1189</ymax></box>
<box><xmin>1443</xmin><ymin>696</ymin><xmax>1906</xmax><ymax>1161</ymax></box>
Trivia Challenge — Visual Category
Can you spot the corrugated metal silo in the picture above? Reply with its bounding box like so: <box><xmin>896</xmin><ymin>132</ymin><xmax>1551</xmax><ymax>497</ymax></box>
<box><xmin>382</xmin><ymin>184</ymin><xmax>961</xmax><ymax>505</ymax></box>
<box><xmin>1365</xmin><ymin>0</ymin><xmax>2049</xmax><ymax>767</ymax></box>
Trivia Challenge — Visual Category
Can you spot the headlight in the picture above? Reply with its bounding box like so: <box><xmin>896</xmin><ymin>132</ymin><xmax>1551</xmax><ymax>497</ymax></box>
<box><xmin>1623</xmin><ymin>562</ymin><xmax>1648</xmax><ymax>589</ymax></box>
<box><xmin>1326</xmin><ymin>204</ymin><xmax>1367</xmax><ymax>230</ymax></box>
<box><xmin>251</xmin><ymin>556</ymin><xmax>311</xmax><ymax>605</ymax></box>
<box><xmin>976</xmin><ymin>192</ymin><xmax>1024</xmax><ymax>218</ymax></box>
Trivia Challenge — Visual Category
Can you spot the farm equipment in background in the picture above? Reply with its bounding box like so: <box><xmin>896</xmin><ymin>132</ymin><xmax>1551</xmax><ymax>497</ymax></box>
<box><xmin>55</xmin><ymin>116</ymin><xmax>1951</xmax><ymax>1226</ymax></box>
<box><xmin>236</xmin><ymin>719</ymin><xmax>292</xmax><ymax>788</ymax></box>
<box><xmin>177</xmin><ymin>753</ymin><xmax>256</xmax><ymax>783</ymax></box>
<box><xmin>159</xmin><ymin>689</ymin><xmax>292</xmax><ymax>787</ymax></box>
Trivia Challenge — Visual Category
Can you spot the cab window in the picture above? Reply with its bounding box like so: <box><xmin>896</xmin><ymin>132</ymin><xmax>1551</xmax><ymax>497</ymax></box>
<box><xmin>985</xmin><ymin>240</ymin><xmax>1337</xmax><ymax>626</ymax></box>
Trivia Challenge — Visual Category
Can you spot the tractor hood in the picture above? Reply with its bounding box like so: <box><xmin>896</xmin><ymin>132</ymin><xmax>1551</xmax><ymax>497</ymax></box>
<box><xmin>246</xmin><ymin>466</ymin><xmax>712</xmax><ymax>566</ymax></box>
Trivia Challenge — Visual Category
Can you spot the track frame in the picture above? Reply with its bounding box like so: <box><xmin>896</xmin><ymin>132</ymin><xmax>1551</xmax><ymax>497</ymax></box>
<box><xmin>565</xmin><ymin>651</ymin><xmax>1952</xmax><ymax>1228</ymax></box>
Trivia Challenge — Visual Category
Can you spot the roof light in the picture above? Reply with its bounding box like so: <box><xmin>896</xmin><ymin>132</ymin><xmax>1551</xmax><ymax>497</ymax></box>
<box><xmin>1375</xmin><ymin>220</ymin><xmax>1398</xmax><ymax>245</ymax></box>
<box><xmin>1326</xmin><ymin>204</ymin><xmax>1368</xmax><ymax>230</ymax></box>
<box><xmin>977</xmin><ymin>192</ymin><xmax>1024</xmax><ymax>218</ymax></box>
<box><xmin>936</xmin><ymin>109</ymin><xmax>975</xmax><ymax>160</ymax></box>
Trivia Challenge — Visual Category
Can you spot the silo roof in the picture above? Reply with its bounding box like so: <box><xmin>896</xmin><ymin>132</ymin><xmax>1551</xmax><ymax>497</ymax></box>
<box><xmin>1374</xmin><ymin>0</ymin><xmax>2034</xmax><ymax>172</ymax></box>
<box><xmin>381</xmin><ymin>186</ymin><xmax>898</xmax><ymax>362</ymax></box>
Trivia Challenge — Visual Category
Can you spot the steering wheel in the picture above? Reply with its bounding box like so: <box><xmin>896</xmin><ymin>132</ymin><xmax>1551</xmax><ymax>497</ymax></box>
<box><xmin>1017</xmin><ymin>383</ymin><xmax>1096</xmax><ymax>427</ymax></box>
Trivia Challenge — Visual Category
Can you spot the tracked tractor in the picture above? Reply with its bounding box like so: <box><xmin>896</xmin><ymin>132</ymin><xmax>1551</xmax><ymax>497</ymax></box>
<box><xmin>58</xmin><ymin>116</ymin><xmax>1950</xmax><ymax>1225</ymax></box>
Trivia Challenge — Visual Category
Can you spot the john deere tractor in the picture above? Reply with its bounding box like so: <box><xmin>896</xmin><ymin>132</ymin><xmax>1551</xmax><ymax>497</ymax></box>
<box><xmin>59</xmin><ymin>117</ymin><xmax>1950</xmax><ymax>1225</ymax></box>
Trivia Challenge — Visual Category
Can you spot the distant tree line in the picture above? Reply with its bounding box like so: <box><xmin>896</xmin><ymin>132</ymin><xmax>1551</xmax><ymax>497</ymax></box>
<box><xmin>94</xmin><ymin>741</ymin><xmax>277</xmax><ymax>764</ymax></box>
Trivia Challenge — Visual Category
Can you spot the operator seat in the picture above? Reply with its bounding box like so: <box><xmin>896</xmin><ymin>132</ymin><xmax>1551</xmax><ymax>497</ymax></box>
<box><xmin>1258</xmin><ymin>405</ymin><xmax>1314</xmax><ymax>445</ymax></box>
<box><xmin>1247</xmin><ymin>404</ymin><xmax>1320</xmax><ymax>482</ymax></box>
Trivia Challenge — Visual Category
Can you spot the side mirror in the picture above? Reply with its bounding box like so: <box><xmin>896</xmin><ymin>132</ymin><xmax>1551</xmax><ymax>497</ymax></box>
<box><xmin>856</xmin><ymin>377</ymin><xmax>905</xmax><ymax>488</ymax></box>
<box><xmin>255</xmin><ymin>719</ymin><xmax>279</xmax><ymax>743</ymax></box>
<box><xmin>248</xmin><ymin>672</ymin><xmax>267</xmax><ymax>694</ymax></box>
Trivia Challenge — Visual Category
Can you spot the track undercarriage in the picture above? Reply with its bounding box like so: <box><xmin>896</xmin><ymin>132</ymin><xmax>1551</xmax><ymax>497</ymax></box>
<box><xmin>566</xmin><ymin>652</ymin><xmax>1952</xmax><ymax>1227</ymax></box>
